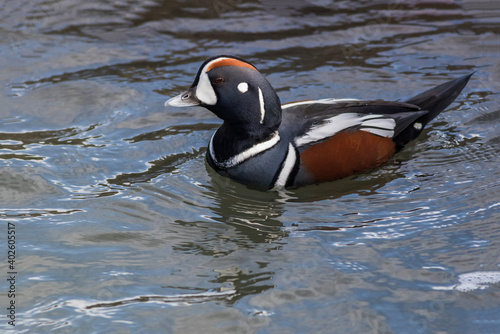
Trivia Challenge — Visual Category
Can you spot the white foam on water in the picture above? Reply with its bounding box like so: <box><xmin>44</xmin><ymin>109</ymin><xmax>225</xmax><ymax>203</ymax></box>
<box><xmin>455</xmin><ymin>271</ymin><xmax>500</xmax><ymax>292</ymax></box>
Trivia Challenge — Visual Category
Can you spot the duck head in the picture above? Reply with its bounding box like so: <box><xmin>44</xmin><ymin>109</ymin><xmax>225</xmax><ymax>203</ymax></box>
<box><xmin>166</xmin><ymin>55</ymin><xmax>282</xmax><ymax>134</ymax></box>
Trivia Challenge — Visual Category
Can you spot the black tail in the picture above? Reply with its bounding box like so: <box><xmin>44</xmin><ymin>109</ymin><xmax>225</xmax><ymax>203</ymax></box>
<box><xmin>394</xmin><ymin>73</ymin><xmax>473</xmax><ymax>148</ymax></box>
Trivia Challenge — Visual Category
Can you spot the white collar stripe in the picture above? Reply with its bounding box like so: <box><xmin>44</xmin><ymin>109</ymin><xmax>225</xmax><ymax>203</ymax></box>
<box><xmin>273</xmin><ymin>143</ymin><xmax>297</xmax><ymax>189</ymax></box>
<box><xmin>210</xmin><ymin>131</ymin><xmax>280</xmax><ymax>169</ymax></box>
<box><xmin>258</xmin><ymin>87</ymin><xmax>265</xmax><ymax>124</ymax></box>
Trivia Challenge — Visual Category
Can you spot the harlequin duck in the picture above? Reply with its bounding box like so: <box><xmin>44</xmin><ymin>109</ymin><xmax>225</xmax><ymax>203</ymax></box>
<box><xmin>166</xmin><ymin>55</ymin><xmax>472</xmax><ymax>189</ymax></box>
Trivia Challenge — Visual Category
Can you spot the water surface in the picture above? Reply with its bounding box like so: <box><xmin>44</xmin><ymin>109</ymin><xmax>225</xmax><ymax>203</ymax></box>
<box><xmin>1</xmin><ymin>1</ymin><xmax>500</xmax><ymax>333</ymax></box>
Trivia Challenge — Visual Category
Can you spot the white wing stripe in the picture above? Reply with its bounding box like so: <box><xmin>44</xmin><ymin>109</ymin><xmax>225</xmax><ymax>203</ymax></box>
<box><xmin>365</xmin><ymin>128</ymin><xmax>394</xmax><ymax>137</ymax></box>
<box><xmin>294</xmin><ymin>113</ymin><xmax>359</xmax><ymax>146</ymax></box>
<box><xmin>282</xmin><ymin>98</ymin><xmax>360</xmax><ymax>109</ymax></box>
<box><xmin>361</xmin><ymin>118</ymin><xmax>395</xmax><ymax>129</ymax></box>
<box><xmin>294</xmin><ymin>113</ymin><xmax>395</xmax><ymax>147</ymax></box>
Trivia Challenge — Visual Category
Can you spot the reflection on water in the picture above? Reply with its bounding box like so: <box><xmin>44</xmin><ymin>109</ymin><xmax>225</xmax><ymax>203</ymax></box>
<box><xmin>1</xmin><ymin>0</ymin><xmax>500</xmax><ymax>333</ymax></box>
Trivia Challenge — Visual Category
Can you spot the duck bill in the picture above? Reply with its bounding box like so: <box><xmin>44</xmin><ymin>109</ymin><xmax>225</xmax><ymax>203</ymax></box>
<box><xmin>165</xmin><ymin>87</ymin><xmax>200</xmax><ymax>107</ymax></box>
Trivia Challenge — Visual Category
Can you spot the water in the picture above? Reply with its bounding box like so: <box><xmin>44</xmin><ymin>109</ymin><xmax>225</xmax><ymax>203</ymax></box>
<box><xmin>1</xmin><ymin>0</ymin><xmax>500</xmax><ymax>333</ymax></box>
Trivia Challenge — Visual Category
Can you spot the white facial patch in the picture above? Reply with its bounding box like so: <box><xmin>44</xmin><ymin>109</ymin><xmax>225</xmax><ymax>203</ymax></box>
<box><xmin>194</xmin><ymin>57</ymin><xmax>235</xmax><ymax>106</ymax></box>
<box><xmin>196</xmin><ymin>71</ymin><xmax>217</xmax><ymax>105</ymax></box>
<box><xmin>258</xmin><ymin>87</ymin><xmax>265</xmax><ymax>124</ymax></box>
<box><xmin>413</xmin><ymin>122</ymin><xmax>422</xmax><ymax>130</ymax></box>
<box><xmin>237</xmin><ymin>82</ymin><xmax>248</xmax><ymax>93</ymax></box>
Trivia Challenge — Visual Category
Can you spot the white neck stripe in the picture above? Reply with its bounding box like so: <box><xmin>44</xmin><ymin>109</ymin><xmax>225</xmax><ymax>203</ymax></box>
<box><xmin>209</xmin><ymin>131</ymin><xmax>280</xmax><ymax>169</ymax></box>
<box><xmin>258</xmin><ymin>87</ymin><xmax>265</xmax><ymax>124</ymax></box>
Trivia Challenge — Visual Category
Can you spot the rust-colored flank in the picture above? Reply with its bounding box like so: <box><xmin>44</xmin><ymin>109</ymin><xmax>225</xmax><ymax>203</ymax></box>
<box><xmin>300</xmin><ymin>130</ymin><xmax>396</xmax><ymax>182</ymax></box>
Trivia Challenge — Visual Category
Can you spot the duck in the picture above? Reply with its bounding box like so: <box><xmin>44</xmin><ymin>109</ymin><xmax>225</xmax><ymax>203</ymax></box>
<box><xmin>166</xmin><ymin>55</ymin><xmax>472</xmax><ymax>190</ymax></box>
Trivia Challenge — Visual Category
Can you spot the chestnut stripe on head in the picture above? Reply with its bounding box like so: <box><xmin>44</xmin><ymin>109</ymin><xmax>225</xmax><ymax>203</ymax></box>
<box><xmin>205</xmin><ymin>58</ymin><xmax>257</xmax><ymax>72</ymax></box>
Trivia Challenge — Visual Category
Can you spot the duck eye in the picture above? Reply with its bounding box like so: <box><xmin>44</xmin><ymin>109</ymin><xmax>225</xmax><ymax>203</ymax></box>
<box><xmin>212</xmin><ymin>76</ymin><xmax>225</xmax><ymax>85</ymax></box>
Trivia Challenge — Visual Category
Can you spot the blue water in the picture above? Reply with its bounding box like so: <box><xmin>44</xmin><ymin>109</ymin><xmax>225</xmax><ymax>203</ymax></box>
<box><xmin>1</xmin><ymin>1</ymin><xmax>500</xmax><ymax>333</ymax></box>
